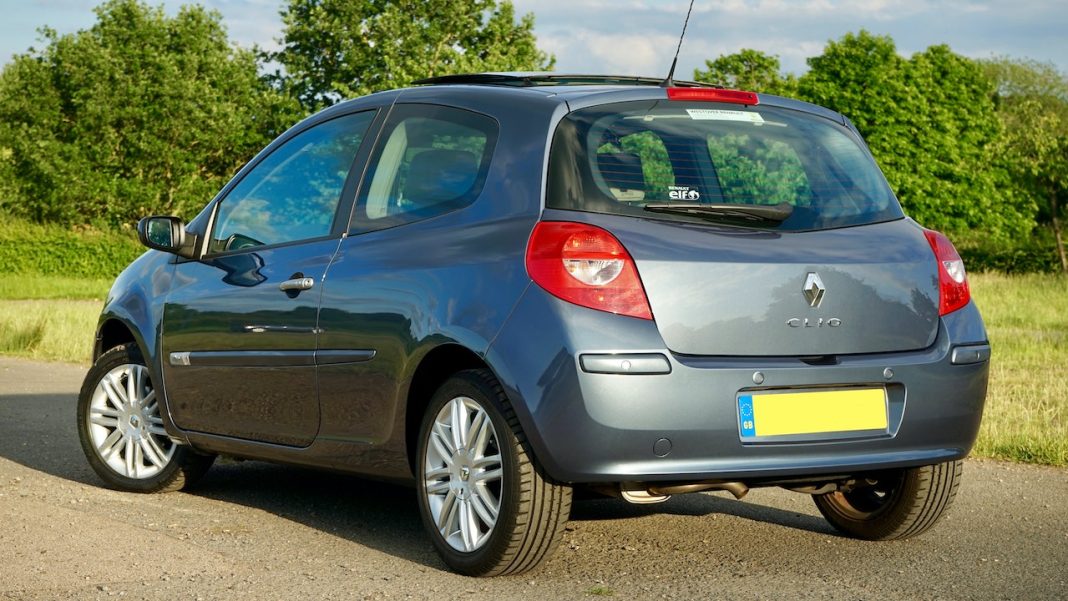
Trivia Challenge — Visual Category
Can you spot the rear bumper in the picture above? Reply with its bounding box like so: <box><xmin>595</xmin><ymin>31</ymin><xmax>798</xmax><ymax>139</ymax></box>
<box><xmin>487</xmin><ymin>288</ymin><xmax>989</xmax><ymax>484</ymax></box>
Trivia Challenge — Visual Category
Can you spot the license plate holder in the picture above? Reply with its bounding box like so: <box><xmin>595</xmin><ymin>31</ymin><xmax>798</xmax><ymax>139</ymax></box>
<box><xmin>737</xmin><ymin>387</ymin><xmax>889</xmax><ymax>442</ymax></box>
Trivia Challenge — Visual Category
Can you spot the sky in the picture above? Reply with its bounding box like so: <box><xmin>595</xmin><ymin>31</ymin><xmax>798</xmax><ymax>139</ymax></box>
<box><xmin>2</xmin><ymin>0</ymin><xmax>1066</xmax><ymax>78</ymax></box>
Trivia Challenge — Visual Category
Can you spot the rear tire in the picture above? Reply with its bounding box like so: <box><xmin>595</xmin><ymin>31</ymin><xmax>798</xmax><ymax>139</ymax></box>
<box><xmin>813</xmin><ymin>460</ymin><xmax>962</xmax><ymax>540</ymax></box>
<box><xmin>77</xmin><ymin>344</ymin><xmax>214</xmax><ymax>493</ymax></box>
<box><xmin>416</xmin><ymin>369</ymin><xmax>572</xmax><ymax>576</ymax></box>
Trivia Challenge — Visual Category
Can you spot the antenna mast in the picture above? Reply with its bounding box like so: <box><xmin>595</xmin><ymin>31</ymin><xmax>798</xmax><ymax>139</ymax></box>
<box><xmin>661</xmin><ymin>0</ymin><xmax>696</xmax><ymax>87</ymax></box>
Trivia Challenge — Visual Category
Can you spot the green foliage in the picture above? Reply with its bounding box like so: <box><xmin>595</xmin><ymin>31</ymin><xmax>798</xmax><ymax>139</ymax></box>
<box><xmin>982</xmin><ymin>57</ymin><xmax>1068</xmax><ymax>272</ymax></box>
<box><xmin>706</xmin><ymin>135</ymin><xmax>812</xmax><ymax>206</ymax></box>
<box><xmin>693</xmin><ymin>49</ymin><xmax>797</xmax><ymax>96</ymax></box>
<box><xmin>271</xmin><ymin>0</ymin><xmax>554</xmax><ymax>109</ymax></box>
<box><xmin>0</xmin><ymin>0</ymin><xmax>299</xmax><ymax>227</ymax></box>
<box><xmin>957</xmin><ymin>226</ymin><xmax>1060</xmax><ymax>273</ymax></box>
<box><xmin>796</xmin><ymin>32</ymin><xmax>1031</xmax><ymax>240</ymax></box>
<box><xmin>598</xmin><ymin>132</ymin><xmax>675</xmax><ymax>198</ymax></box>
<box><xmin>0</xmin><ymin>214</ymin><xmax>143</xmax><ymax>278</ymax></box>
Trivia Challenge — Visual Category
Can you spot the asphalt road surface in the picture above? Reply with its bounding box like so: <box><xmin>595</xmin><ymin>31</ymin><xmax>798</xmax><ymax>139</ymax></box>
<box><xmin>1</xmin><ymin>356</ymin><xmax>1066</xmax><ymax>600</ymax></box>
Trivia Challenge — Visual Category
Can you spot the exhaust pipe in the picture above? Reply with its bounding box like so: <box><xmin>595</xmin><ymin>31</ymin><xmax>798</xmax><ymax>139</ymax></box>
<box><xmin>618</xmin><ymin>480</ymin><xmax>750</xmax><ymax>504</ymax></box>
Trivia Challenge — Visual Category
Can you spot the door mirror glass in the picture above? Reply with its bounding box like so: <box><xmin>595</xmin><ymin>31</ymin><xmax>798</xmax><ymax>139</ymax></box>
<box><xmin>138</xmin><ymin>215</ymin><xmax>191</xmax><ymax>257</ymax></box>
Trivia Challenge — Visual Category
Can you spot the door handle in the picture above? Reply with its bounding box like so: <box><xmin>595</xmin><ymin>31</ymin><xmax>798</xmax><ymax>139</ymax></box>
<box><xmin>279</xmin><ymin>277</ymin><xmax>315</xmax><ymax>292</ymax></box>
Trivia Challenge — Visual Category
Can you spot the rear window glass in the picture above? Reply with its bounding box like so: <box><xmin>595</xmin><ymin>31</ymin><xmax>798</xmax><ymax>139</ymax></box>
<box><xmin>547</xmin><ymin>100</ymin><xmax>902</xmax><ymax>231</ymax></box>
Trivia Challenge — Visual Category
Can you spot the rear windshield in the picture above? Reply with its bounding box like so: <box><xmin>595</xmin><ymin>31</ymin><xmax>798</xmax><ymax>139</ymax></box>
<box><xmin>546</xmin><ymin>100</ymin><xmax>903</xmax><ymax>231</ymax></box>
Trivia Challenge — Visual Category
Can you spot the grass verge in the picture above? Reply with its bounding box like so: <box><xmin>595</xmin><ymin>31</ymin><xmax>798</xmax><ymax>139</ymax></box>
<box><xmin>0</xmin><ymin>273</ymin><xmax>112</xmax><ymax>300</ymax></box>
<box><xmin>0</xmin><ymin>272</ymin><xmax>1064</xmax><ymax>466</ymax></box>
<box><xmin>0</xmin><ymin>299</ymin><xmax>99</xmax><ymax>364</ymax></box>
<box><xmin>970</xmin><ymin>273</ymin><xmax>1067</xmax><ymax>466</ymax></box>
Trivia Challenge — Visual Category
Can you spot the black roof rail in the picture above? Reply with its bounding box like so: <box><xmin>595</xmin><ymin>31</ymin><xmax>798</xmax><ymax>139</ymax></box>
<box><xmin>412</xmin><ymin>72</ymin><xmax>721</xmax><ymax>89</ymax></box>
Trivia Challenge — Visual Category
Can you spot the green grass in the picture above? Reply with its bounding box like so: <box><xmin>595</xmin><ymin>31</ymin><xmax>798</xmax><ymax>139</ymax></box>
<box><xmin>970</xmin><ymin>272</ymin><xmax>1068</xmax><ymax>466</ymax></box>
<box><xmin>0</xmin><ymin>273</ymin><xmax>112</xmax><ymax>300</ymax></box>
<box><xmin>0</xmin><ymin>272</ymin><xmax>1064</xmax><ymax>466</ymax></box>
<box><xmin>0</xmin><ymin>299</ymin><xmax>100</xmax><ymax>364</ymax></box>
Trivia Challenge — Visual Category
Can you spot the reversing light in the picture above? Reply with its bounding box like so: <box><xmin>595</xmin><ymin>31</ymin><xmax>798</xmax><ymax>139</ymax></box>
<box><xmin>526</xmin><ymin>222</ymin><xmax>653</xmax><ymax>320</ymax></box>
<box><xmin>667</xmin><ymin>87</ymin><xmax>759</xmax><ymax>105</ymax></box>
<box><xmin>923</xmin><ymin>229</ymin><xmax>971</xmax><ymax>316</ymax></box>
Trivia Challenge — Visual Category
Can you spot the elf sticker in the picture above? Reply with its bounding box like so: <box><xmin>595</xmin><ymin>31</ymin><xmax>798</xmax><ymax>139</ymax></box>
<box><xmin>668</xmin><ymin>186</ymin><xmax>700</xmax><ymax>201</ymax></box>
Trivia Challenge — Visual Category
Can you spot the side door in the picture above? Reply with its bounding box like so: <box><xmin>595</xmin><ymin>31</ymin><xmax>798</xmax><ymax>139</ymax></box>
<box><xmin>314</xmin><ymin>104</ymin><xmax>500</xmax><ymax>451</ymax></box>
<box><xmin>162</xmin><ymin>109</ymin><xmax>379</xmax><ymax>447</ymax></box>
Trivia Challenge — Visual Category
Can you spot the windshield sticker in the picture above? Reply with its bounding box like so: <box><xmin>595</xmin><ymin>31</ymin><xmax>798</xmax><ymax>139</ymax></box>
<box><xmin>686</xmin><ymin>109</ymin><xmax>765</xmax><ymax>124</ymax></box>
<box><xmin>668</xmin><ymin>186</ymin><xmax>700</xmax><ymax>201</ymax></box>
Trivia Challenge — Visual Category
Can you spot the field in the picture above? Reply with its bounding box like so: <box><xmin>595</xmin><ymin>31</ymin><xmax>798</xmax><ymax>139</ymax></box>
<box><xmin>969</xmin><ymin>273</ymin><xmax>1068</xmax><ymax>465</ymax></box>
<box><xmin>0</xmin><ymin>272</ymin><xmax>1064</xmax><ymax>466</ymax></box>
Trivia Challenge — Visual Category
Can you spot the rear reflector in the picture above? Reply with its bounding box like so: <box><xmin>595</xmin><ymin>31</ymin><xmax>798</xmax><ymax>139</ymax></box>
<box><xmin>923</xmin><ymin>229</ymin><xmax>970</xmax><ymax>316</ymax></box>
<box><xmin>667</xmin><ymin>87</ymin><xmax>759</xmax><ymax>105</ymax></box>
<box><xmin>526</xmin><ymin>222</ymin><xmax>653</xmax><ymax>320</ymax></box>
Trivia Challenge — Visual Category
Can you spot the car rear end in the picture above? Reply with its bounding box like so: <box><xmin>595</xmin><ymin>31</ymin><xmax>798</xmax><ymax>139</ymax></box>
<box><xmin>489</xmin><ymin>86</ymin><xmax>989</xmax><ymax>500</ymax></box>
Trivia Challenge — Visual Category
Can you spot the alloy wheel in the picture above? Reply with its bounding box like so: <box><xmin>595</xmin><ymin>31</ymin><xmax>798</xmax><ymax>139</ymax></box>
<box><xmin>423</xmin><ymin>396</ymin><xmax>504</xmax><ymax>552</ymax></box>
<box><xmin>85</xmin><ymin>363</ymin><xmax>175</xmax><ymax>479</ymax></box>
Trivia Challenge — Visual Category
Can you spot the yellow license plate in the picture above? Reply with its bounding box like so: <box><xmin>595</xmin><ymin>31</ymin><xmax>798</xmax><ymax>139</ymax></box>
<box><xmin>738</xmin><ymin>388</ymin><xmax>888</xmax><ymax>439</ymax></box>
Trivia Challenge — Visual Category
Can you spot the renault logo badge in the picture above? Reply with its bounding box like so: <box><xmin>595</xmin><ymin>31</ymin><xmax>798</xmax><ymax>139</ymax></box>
<box><xmin>803</xmin><ymin>272</ymin><xmax>826</xmax><ymax>307</ymax></box>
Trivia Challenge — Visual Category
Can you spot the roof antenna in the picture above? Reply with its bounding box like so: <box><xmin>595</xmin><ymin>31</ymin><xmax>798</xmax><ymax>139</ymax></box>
<box><xmin>661</xmin><ymin>0</ymin><xmax>696</xmax><ymax>87</ymax></box>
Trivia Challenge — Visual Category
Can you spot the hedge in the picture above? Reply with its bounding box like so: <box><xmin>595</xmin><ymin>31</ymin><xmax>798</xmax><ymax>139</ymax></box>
<box><xmin>0</xmin><ymin>215</ymin><xmax>144</xmax><ymax>278</ymax></box>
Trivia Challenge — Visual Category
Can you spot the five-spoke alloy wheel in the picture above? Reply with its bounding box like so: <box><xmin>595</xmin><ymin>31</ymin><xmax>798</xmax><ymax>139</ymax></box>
<box><xmin>78</xmin><ymin>344</ymin><xmax>213</xmax><ymax>493</ymax></box>
<box><xmin>416</xmin><ymin>369</ymin><xmax>571</xmax><ymax>576</ymax></box>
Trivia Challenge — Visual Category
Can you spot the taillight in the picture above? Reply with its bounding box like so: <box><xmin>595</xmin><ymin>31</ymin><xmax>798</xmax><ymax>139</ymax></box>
<box><xmin>667</xmin><ymin>87</ymin><xmax>759</xmax><ymax>105</ymax></box>
<box><xmin>923</xmin><ymin>229</ymin><xmax>970</xmax><ymax>316</ymax></box>
<box><xmin>526</xmin><ymin>222</ymin><xmax>653</xmax><ymax>320</ymax></box>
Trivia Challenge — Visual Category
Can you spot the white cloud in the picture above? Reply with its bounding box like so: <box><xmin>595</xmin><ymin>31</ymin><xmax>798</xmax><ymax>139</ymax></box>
<box><xmin>3</xmin><ymin>0</ymin><xmax>1066</xmax><ymax>78</ymax></box>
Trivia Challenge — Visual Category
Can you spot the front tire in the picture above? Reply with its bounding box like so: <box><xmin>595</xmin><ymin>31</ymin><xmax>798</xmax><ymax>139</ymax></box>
<box><xmin>813</xmin><ymin>460</ymin><xmax>962</xmax><ymax>540</ymax></box>
<box><xmin>416</xmin><ymin>369</ymin><xmax>572</xmax><ymax>576</ymax></box>
<box><xmin>77</xmin><ymin>344</ymin><xmax>214</xmax><ymax>493</ymax></box>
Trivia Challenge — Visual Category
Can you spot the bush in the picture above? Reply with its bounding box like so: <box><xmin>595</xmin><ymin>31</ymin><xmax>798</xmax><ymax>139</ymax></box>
<box><xmin>0</xmin><ymin>215</ymin><xmax>143</xmax><ymax>278</ymax></box>
<box><xmin>957</xmin><ymin>226</ymin><xmax>1060</xmax><ymax>273</ymax></box>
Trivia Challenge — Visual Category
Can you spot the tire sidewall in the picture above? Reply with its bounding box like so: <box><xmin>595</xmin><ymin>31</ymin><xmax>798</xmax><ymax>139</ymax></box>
<box><xmin>415</xmin><ymin>371</ymin><xmax>522</xmax><ymax>575</ymax></box>
<box><xmin>77</xmin><ymin>344</ymin><xmax>186</xmax><ymax>492</ymax></box>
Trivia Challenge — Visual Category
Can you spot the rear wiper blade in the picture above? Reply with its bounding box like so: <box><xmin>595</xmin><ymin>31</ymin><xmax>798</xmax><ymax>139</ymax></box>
<box><xmin>643</xmin><ymin>202</ymin><xmax>794</xmax><ymax>224</ymax></box>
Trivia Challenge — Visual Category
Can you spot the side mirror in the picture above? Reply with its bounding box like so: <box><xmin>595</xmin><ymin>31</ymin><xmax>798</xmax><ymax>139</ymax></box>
<box><xmin>137</xmin><ymin>215</ymin><xmax>196</xmax><ymax>259</ymax></box>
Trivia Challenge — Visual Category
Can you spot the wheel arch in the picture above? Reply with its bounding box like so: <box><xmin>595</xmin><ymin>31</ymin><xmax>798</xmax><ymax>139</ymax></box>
<box><xmin>94</xmin><ymin>317</ymin><xmax>139</xmax><ymax>362</ymax></box>
<box><xmin>404</xmin><ymin>343</ymin><xmax>492</xmax><ymax>476</ymax></box>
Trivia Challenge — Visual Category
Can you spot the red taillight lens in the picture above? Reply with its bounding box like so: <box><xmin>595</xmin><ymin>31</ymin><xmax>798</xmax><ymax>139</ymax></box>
<box><xmin>667</xmin><ymin>87</ymin><xmax>759</xmax><ymax>105</ymax></box>
<box><xmin>923</xmin><ymin>229</ymin><xmax>970</xmax><ymax>316</ymax></box>
<box><xmin>526</xmin><ymin>222</ymin><xmax>653</xmax><ymax>320</ymax></box>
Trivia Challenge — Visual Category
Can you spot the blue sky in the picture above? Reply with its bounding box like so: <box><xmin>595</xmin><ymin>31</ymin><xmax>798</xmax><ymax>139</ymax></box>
<box><xmin>3</xmin><ymin>0</ymin><xmax>1066</xmax><ymax>78</ymax></box>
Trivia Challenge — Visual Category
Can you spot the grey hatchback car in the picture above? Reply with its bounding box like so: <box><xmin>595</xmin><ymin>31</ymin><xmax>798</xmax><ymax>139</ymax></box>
<box><xmin>78</xmin><ymin>73</ymin><xmax>989</xmax><ymax>576</ymax></box>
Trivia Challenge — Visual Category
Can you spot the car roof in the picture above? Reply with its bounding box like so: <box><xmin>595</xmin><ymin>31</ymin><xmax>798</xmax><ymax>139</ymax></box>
<box><xmin>402</xmin><ymin>72</ymin><xmax>848</xmax><ymax>125</ymax></box>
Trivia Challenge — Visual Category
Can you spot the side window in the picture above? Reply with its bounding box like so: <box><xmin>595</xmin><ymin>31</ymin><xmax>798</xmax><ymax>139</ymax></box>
<box><xmin>208</xmin><ymin>111</ymin><xmax>375</xmax><ymax>254</ymax></box>
<box><xmin>354</xmin><ymin>105</ymin><xmax>497</xmax><ymax>231</ymax></box>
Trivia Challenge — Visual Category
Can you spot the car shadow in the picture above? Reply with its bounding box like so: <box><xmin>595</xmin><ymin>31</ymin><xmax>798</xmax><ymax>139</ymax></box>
<box><xmin>568</xmin><ymin>489</ymin><xmax>834</xmax><ymax>534</ymax></box>
<box><xmin>0</xmin><ymin>390</ymin><xmax>835</xmax><ymax>573</ymax></box>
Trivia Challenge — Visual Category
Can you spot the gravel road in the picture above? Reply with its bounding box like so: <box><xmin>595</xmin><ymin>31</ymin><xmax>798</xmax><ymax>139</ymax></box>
<box><xmin>1</xmin><ymin>356</ymin><xmax>1065</xmax><ymax>600</ymax></box>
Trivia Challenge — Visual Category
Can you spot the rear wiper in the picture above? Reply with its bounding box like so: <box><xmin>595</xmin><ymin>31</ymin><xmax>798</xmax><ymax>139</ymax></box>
<box><xmin>643</xmin><ymin>202</ymin><xmax>794</xmax><ymax>224</ymax></box>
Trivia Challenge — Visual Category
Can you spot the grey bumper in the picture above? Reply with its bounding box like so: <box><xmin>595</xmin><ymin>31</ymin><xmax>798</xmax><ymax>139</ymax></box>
<box><xmin>487</xmin><ymin>288</ymin><xmax>989</xmax><ymax>484</ymax></box>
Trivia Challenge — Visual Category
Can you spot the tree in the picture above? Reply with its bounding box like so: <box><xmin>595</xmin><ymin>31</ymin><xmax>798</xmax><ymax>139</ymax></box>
<box><xmin>271</xmin><ymin>0</ymin><xmax>554</xmax><ymax>110</ymax></box>
<box><xmin>0</xmin><ymin>0</ymin><xmax>298</xmax><ymax>226</ymax></box>
<box><xmin>693</xmin><ymin>49</ymin><xmax>796</xmax><ymax>96</ymax></box>
<box><xmin>796</xmin><ymin>31</ymin><xmax>1032</xmax><ymax>241</ymax></box>
<box><xmin>984</xmin><ymin>57</ymin><xmax>1068</xmax><ymax>272</ymax></box>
